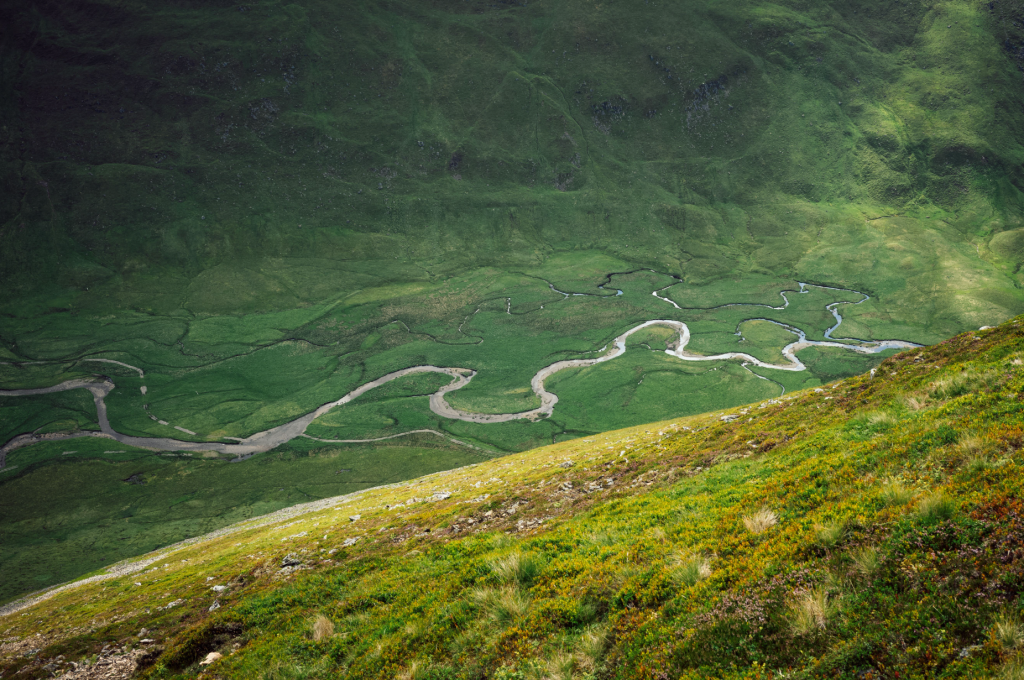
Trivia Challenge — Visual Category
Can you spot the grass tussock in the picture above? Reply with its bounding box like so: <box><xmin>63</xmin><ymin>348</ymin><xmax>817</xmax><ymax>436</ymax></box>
<box><xmin>260</xmin><ymin>661</ymin><xmax>329</xmax><ymax>680</ymax></box>
<box><xmin>866</xmin><ymin>411</ymin><xmax>896</xmax><ymax>427</ymax></box>
<box><xmin>957</xmin><ymin>434</ymin><xmax>989</xmax><ymax>457</ymax></box>
<box><xmin>902</xmin><ymin>394</ymin><xmax>927</xmax><ymax>411</ymax></box>
<box><xmin>310</xmin><ymin>614</ymin><xmax>334</xmax><ymax>642</ymax></box>
<box><xmin>812</xmin><ymin>520</ymin><xmax>849</xmax><ymax>550</ymax></box>
<box><xmin>880</xmin><ymin>478</ymin><xmax>914</xmax><ymax>507</ymax></box>
<box><xmin>670</xmin><ymin>551</ymin><xmax>713</xmax><ymax>587</ymax></box>
<box><xmin>928</xmin><ymin>368</ymin><xmax>1002</xmax><ymax>401</ymax></box>
<box><xmin>575</xmin><ymin>625</ymin><xmax>610</xmax><ymax>672</ymax></box>
<box><xmin>539</xmin><ymin>650</ymin><xmax>577</xmax><ymax>680</ymax></box>
<box><xmin>742</xmin><ymin>507</ymin><xmax>778</xmax><ymax>534</ymax></box>
<box><xmin>1000</xmin><ymin>657</ymin><xmax>1024</xmax><ymax>680</ymax></box>
<box><xmin>850</xmin><ymin>546</ymin><xmax>881</xmax><ymax>580</ymax></box>
<box><xmin>490</xmin><ymin>551</ymin><xmax>544</xmax><ymax>587</ymax></box>
<box><xmin>473</xmin><ymin>586</ymin><xmax>532</xmax><ymax>628</ymax></box>
<box><xmin>958</xmin><ymin>434</ymin><xmax>996</xmax><ymax>470</ymax></box>
<box><xmin>788</xmin><ymin>587</ymin><xmax>838</xmax><ymax>636</ymax></box>
<box><xmin>995</xmin><ymin>612</ymin><xmax>1024</xmax><ymax>651</ymax></box>
<box><xmin>395</xmin><ymin>660</ymin><xmax>422</xmax><ymax>680</ymax></box>
<box><xmin>966</xmin><ymin>455</ymin><xmax>995</xmax><ymax>475</ymax></box>
<box><xmin>529</xmin><ymin>626</ymin><xmax>610</xmax><ymax>680</ymax></box>
<box><xmin>917</xmin><ymin>491</ymin><xmax>957</xmax><ymax>524</ymax></box>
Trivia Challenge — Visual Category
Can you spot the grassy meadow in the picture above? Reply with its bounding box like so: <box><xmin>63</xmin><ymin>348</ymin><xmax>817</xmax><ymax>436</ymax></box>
<box><xmin>4</xmin><ymin>0</ymin><xmax>1024</xmax><ymax>609</ymax></box>
<box><xmin>3</xmin><ymin>316</ymin><xmax>1024</xmax><ymax>678</ymax></box>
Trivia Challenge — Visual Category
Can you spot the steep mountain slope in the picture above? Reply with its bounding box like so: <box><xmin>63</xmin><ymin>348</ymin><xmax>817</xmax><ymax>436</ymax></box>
<box><xmin>3</xmin><ymin>317</ymin><xmax>1024</xmax><ymax>679</ymax></box>
<box><xmin>5</xmin><ymin>0</ymin><xmax>1024</xmax><ymax>626</ymax></box>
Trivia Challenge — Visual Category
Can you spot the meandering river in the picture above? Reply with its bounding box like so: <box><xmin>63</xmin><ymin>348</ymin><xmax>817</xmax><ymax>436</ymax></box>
<box><xmin>0</xmin><ymin>282</ymin><xmax>920</xmax><ymax>465</ymax></box>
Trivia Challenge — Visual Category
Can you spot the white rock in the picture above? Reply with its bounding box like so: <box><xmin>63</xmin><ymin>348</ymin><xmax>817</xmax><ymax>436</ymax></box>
<box><xmin>200</xmin><ymin>652</ymin><xmax>223</xmax><ymax>665</ymax></box>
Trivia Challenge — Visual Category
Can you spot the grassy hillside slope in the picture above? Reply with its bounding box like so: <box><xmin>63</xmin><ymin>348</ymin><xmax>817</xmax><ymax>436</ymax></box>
<box><xmin>6</xmin><ymin>0</ymin><xmax>1024</xmax><ymax>635</ymax></box>
<box><xmin>3</xmin><ymin>317</ymin><xmax>1024</xmax><ymax>678</ymax></box>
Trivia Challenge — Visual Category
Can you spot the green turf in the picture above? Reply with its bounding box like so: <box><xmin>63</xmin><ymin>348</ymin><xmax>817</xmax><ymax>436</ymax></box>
<box><xmin>3</xmin><ymin>0</ymin><xmax>1024</xmax><ymax>602</ymax></box>
<box><xmin>0</xmin><ymin>436</ymin><xmax>483</xmax><ymax>604</ymax></box>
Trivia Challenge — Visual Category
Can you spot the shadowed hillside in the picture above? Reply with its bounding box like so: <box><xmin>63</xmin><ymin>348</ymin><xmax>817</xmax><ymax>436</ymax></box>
<box><xmin>2</xmin><ymin>0</ymin><xmax>1024</xmax><ymax>315</ymax></box>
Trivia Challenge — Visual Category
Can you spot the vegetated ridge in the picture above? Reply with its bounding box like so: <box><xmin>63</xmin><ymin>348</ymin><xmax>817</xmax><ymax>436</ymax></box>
<box><xmin>4</xmin><ymin>317</ymin><xmax>1024</xmax><ymax>678</ymax></box>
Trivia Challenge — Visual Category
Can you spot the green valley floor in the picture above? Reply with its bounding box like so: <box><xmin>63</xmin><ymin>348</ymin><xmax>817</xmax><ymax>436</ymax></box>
<box><xmin>3</xmin><ymin>314</ymin><xmax>1024</xmax><ymax>679</ymax></box>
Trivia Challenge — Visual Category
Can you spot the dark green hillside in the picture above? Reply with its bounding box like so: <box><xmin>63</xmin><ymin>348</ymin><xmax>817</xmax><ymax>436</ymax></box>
<box><xmin>2</xmin><ymin>0</ymin><xmax>1024</xmax><ymax>313</ymax></box>
<box><xmin>5</xmin><ymin>0</ymin><xmax>1024</xmax><ymax>609</ymax></box>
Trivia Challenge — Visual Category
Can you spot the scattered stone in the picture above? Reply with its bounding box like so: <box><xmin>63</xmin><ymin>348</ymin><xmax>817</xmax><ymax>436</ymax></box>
<box><xmin>200</xmin><ymin>652</ymin><xmax>223</xmax><ymax>665</ymax></box>
<box><xmin>281</xmin><ymin>554</ymin><xmax>302</xmax><ymax>568</ymax></box>
<box><xmin>211</xmin><ymin>585</ymin><xmax>227</xmax><ymax>592</ymax></box>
